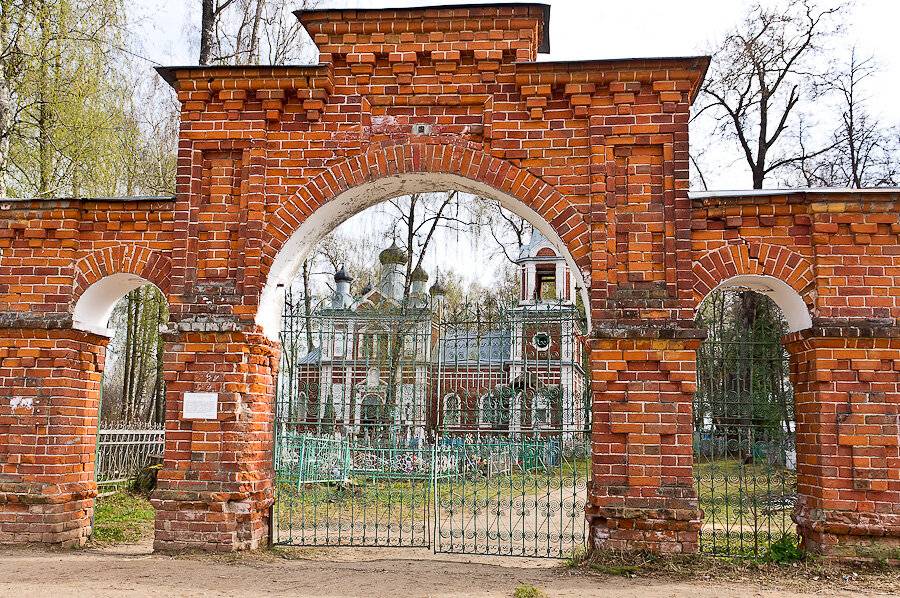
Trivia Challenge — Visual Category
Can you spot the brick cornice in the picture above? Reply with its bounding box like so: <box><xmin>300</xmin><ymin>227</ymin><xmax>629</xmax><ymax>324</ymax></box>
<box><xmin>784</xmin><ymin>319</ymin><xmax>900</xmax><ymax>342</ymax></box>
<box><xmin>591</xmin><ymin>319</ymin><xmax>706</xmax><ymax>341</ymax></box>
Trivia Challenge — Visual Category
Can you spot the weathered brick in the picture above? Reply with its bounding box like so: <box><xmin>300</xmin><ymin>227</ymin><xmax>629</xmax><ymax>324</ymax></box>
<box><xmin>0</xmin><ymin>4</ymin><xmax>897</xmax><ymax>558</ymax></box>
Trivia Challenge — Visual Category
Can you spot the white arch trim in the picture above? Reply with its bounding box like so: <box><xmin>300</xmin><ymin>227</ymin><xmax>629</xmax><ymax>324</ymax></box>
<box><xmin>73</xmin><ymin>273</ymin><xmax>151</xmax><ymax>337</ymax></box>
<box><xmin>257</xmin><ymin>172</ymin><xmax>591</xmax><ymax>340</ymax></box>
<box><xmin>707</xmin><ymin>274</ymin><xmax>813</xmax><ymax>333</ymax></box>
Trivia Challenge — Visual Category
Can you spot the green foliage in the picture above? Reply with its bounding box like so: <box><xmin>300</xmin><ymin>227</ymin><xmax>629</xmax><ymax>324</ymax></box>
<box><xmin>101</xmin><ymin>284</ymin><xmax>168</xmax><ymax>424</ymax></box>
<box><xmin>589</xmin><ymin>563</ymin><xmax>643</xmax><ymax>576</ymax></box>
<box><xmin>513</xmin><ymin>583</ymin><xmax>546</xmax><ymax>598</ymax></box>
<box><xmin>564</xmin><ymin>546</ymin><xmax>589</xmax><ymax>568</ymax></box>
<box><xmin>764</xmin><ymin>534</ymin><xmax>804</xmax><ymax>564</ymax></box>
<box><xmin>0</xmin><ymin>0</ymin><xmax>177</xmax><ymax>197</ymax></box>
<box><xmin>90</xmin><ymin>492</ymin><xmax>154</xmax><ymax>545</ymax></box>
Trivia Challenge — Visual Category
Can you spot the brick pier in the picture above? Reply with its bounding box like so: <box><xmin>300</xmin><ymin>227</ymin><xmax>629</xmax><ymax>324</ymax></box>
<box><xmin>0</xmin><ymin>4</ymin><xmax>897</xmax><ymax>555</ymax></box>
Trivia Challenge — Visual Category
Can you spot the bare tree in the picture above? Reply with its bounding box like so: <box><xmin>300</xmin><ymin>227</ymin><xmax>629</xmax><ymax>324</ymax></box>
<box><xmin>386</xmin><ymin>191</ymin><xmax>466</xmax><ymax>301</ymax></box>
<box><xmin>199</xmin><ymin>0</ymin><xmax>316</xmax><ymax>66</ymax></box>
<box><xmin>483</xmin><ymin>201</ymin><xmax>533</xmax><ymax>264</ymax></box>
<box><xmin>696</xmin><ymin>0</ymin><xmax>843</xmax><ymax>189</ymax></box>
<box><xmin>796</xmin><ymin>50</ymin><xmax>898</xmax><ymax>188</ymax></box>
<box><xmin>199</xmin><ymin>0</ymin><xmax>234</xmax><ymax>65</ymax></box>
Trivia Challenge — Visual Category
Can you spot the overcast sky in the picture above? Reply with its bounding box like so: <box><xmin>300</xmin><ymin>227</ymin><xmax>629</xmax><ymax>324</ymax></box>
<box><xmin>131</xmin><ymin>0</ymin><xmax>900</xmax><ymax>288</ymax></box>
<box><xmin>136</xmin><ymin>0</ymin><xmax>900</xmax><ymax>186</ymax></box>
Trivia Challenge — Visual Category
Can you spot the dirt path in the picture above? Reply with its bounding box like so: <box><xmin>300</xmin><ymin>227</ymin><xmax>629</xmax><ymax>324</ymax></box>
<box><xmin>0</xmin><ymin>540</ymin><xmax>895</xmax><ymax>598</ymax></box>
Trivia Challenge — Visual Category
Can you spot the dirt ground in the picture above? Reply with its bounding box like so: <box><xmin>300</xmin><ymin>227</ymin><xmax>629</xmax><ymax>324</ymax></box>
<box><xmin>0</xmin><ymin>539</ymin><xmax>898</xmax><ymax>598</ymax></box>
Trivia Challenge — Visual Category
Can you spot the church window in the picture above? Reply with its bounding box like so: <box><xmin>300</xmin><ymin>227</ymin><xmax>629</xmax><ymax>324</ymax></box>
<box><xmin>532</xmin><ymin>331</ymin><xmax>551</xmax><ymax>351</ymax></box>
<box><xmin>534</xmin><ymin>264</ymin><xmax>557</xmax><ymax>301</ymax></box>
<box><xmin>443</xmin><ymin>393</ymin><xmax>460</xmax><ymax>426</ymax></box>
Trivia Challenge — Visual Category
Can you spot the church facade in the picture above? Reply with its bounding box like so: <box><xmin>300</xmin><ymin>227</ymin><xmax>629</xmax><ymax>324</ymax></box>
<box><xmin>280</xmin><ymin>230</ymin><xmax>587</xmax><ymax>445</ymax></box>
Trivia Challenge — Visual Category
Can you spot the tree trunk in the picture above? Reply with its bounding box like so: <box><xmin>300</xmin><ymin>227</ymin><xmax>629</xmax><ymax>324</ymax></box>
<box><xmin>37</xmin><ymin>0</ymin><xmax>52</xmax><ymax>197</ymax></box>
<box><xmin>752</xmin><ymin>165</ymin><xmax>765</xmax><ymax>190</ymax></box>
<box><xmin>199</xmin><ymin>0</ymin><xmax>215</xmax><ymax>65</ymax></box>
<box><xmin>153</xmin><ymin>291</ymin><xmax>165</xmax><ymax>424</ymax></box>
<box><xmin>248</xmin><ymin>0</ymin><xmax>265</xmax><ymax>64</ymax></box>
<box><xmin>0</xmin><ymin>77</ymin><xmax>10</xmax><ymax>198</ymax></box>
<box><xmin>120</xmin><ymin>291</ymin><xmax>134</xmax><ymax>421</ymax></box>
<box><xmin>0</xmin><ymin>0</ymin><xmax>12</xmax><ymax>198</ymax></box>
<box><xmin>302</xmin><ymin>259</ymin><xmax>314</xmax><ymax>353</ymax></box>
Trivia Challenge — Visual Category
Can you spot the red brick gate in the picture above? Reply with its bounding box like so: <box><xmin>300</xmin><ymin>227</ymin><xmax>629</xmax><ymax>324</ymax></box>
<box><xmin>0</xmin><ymin>4</ymin><xmax>897</xmax><ymax>556</ymax></box>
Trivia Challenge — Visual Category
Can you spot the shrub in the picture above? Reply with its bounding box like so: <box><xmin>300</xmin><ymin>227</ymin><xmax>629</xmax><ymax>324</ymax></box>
<box><xmin>765</xmin><ymin>534</ymin><xmax>804</xmax><ymax>564</ymax></box>
<box><xmin>513</xmin><ymin>583</ymin><xmax>547</xmax><ymax>598</ymax></box>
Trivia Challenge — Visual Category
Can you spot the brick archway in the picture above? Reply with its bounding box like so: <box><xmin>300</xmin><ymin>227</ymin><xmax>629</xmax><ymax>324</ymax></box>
<box><xmin>257</xmin><ymin>143</ymin><xmax>592</xmax><ymax>338</ymax></box>
<box><xmin>692</xmin><ymin>241</ymin><xmax>816</xmax><ymax>332</ymax></box>
<box><xmin>73</xmin><ymin>245</ymin><xmax>172</xmax><ymax>299</ymax></box>
<box><xmin>72</xmin><ymin>246</ymin><xmax>171</xmax><ymax>335</ymax></box>
<box><xmin>0</xmin><ymin>3</ymin><xmax>897</xmax><ymax>556</ymax></box>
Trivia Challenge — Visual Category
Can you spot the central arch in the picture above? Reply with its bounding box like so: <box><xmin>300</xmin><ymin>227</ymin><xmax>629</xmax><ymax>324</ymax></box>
<box><xmin>257</xmin><ymin>143</ymin><xmax>593</xmax><ymax>339</ymax></box>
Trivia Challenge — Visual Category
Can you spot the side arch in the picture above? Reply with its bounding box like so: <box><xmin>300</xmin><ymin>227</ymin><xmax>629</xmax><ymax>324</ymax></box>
<box><xmin>692</xmin><ymin>241</ymin><xmax>816</xmax><ymax>332</ymax></box>
<box><xmin>72</xmin><ymin>245</ymin><xmax>171</xmax><ymax>336</ymax></box>
<box><xmin>258</xmin><ymin>143</ymin><xmax>592</xmax><ymax>338</ymax></box>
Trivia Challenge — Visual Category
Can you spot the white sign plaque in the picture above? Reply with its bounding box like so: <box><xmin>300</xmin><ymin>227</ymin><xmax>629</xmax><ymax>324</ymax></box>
<box><xmin>183</xmin><ymin>392</ymin><xmax>218</xmax><ymax>420</ymax></box>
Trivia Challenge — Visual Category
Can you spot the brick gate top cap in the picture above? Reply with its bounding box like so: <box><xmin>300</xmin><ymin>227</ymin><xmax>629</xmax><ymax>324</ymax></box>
<box><xmin>295</xmin><ymin>2</ymin><xmax>551</xmax><ymax>56</ymax></box>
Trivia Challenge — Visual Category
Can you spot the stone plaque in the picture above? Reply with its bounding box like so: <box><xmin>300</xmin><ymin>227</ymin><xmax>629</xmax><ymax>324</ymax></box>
<box><xmin>183</xmin><ymin>392</ymin><xmax>218</xmax><ymax>420</ymax></box>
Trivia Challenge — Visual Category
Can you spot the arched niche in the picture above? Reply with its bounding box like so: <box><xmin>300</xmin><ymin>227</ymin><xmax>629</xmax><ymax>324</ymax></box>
<box><xmin>703</xmin><ymin>274</ymin><xmax>813</xmax><ymax>333</ymax></box>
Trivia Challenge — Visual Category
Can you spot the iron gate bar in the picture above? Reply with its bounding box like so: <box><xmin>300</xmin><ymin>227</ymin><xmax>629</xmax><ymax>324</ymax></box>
<box><xmin>273</xmin><ymin>293</ymin><xmax>590</xmax><ymax>558</ymax></box>
<box><xmin>694</xmin><ymin>290</ymin><xmax>797</xmax><ymax>557</ymax></box>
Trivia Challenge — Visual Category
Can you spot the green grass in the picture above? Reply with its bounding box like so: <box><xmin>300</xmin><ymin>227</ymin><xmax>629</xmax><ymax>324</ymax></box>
<box><xmin>273</xmin><ymin>457</ymin><xmax>590</xmax><ymax>528</ymax></box>
<box><xmin>90</xmin><ymin>492</ymin><xmax>155</xmax><ymax>545</ymax></box>
<box><xmin>696</xmin><ymin>459</ymin><xmax>795</xmax><ymax>525</ymax></box>
<box><xmin>695</xmin><ymin>459</ymin><xmax>798</xmax><ymax>556</ymax></box>
<box><xmin>513</xmin><ymin>583</ymin><xmax>547</xmax><ymax>598</ymax></box>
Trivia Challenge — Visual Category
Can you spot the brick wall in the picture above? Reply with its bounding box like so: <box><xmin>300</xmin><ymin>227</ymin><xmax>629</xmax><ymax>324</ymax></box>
<box><xmin>0</xmin><ymin>4</ymin><xmax>897</xmax><ymax>555</ymax></box>
<box><xmin>786</xmin><ymin>327</ymin><xmax>900</xmax><ymax>555</ymax></box>
<box><xmin>692</xmin><ymin>192</ymin><xmax>900</xmax><ymax>554</ymax></box>
<box><xmin>153</xmin><ymin>331</ymin><xmax>278</xmax><ymax>551</ymax></box>
<box><xmin>0</xmin><ymin>329</ymin><xmax>106</xmax><ymax>546</ymax></box>
<box><xmin>0</xmin><ymin>198</ymin><xmax>174</xmax><ymax>325</ymax></box>
<box><xmin>691</xmin><ymin>191</ymin><xmax>900</xmax><ymax>323</ymax></box>
<box><xmin>587</xmin><ymin>336</ymin><xmax>701</xmax><ymax>553</ymax></box>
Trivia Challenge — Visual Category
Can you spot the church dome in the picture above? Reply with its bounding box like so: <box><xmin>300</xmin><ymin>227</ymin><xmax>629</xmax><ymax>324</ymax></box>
<box><xmin>334</xmin><ymin>265</ymin><xmax>353</xmax><ymax>283</ymax></box>
<box><xmin>429</xmin><ymin>280</ymin><xmax>446</xmax><ymax>296</ymax></box>
<box><xmin>379</xmin><ymin>241</ymin><xmax>408</xmax><ymax>265</ymax></box>
<box><xmin>410</xmin><ymin>263</ymin><xmax>429</xmax><ymax>283</ymax></box>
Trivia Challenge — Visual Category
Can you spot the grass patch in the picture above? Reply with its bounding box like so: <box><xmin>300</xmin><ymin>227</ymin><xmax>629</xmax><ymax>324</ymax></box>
<box><xmin>564</xmin><ymin>546</ymin><xmax>589</xmax><ymax>568</ymax></box>
<box><xmin>764</xmin><ymin>534</ymin><xmax>803</xmax><ymax>564</ymax></box>
<box><xmin>513</xmin><ymin>583</ymin><xmax>546</xmax><ymax>598</ymax></box>
<box><xmin>90</xmin><ymin>492</ymin><xmax>155</xmax><ymax>545</ymax></box>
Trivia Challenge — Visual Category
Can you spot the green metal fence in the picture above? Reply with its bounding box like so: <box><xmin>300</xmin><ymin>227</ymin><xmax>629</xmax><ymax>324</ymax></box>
<box><xmin>433</xmin><ymin>434</ymin><xmax>590</xmax><ymax>557</ymax></box>
<box><xmin>272</xmin><ymin>295</ymin><xmax>591</xmax><ymax>557</ymax></box>
<box><xmin>694</xmin><ymin>289</ymin><xmax>797</xmax><ymax>557</ymax></box>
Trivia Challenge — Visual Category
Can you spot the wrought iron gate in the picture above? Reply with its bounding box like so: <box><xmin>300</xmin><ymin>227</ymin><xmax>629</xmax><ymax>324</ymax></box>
<box><xmin>694</xmin><ymin>289</ymin><xmax>797</xmax><ymax>557</ymax></box>
<box><xmin>272</xmin><ymin>295</ymin><xmax>590</xmax><ymax>558</ymax></box>
<box><xmin>95</xmin><ymin>421</ymin><xmax>165</xmax><ymax>491</ymax></box>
